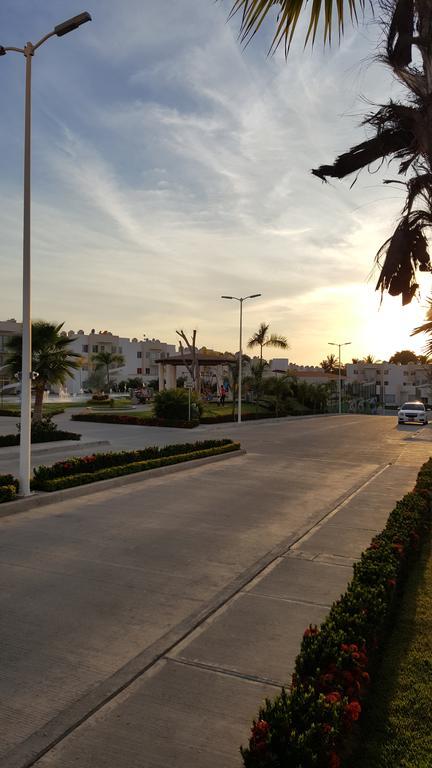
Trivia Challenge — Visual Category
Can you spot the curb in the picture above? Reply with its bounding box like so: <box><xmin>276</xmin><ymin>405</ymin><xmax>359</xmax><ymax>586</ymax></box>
<box><xmin>0</xmin><ymin>448</ymin><xmax>247</xmax><ymax>519</ymax></box>
<box><xmin>0</xmin><ymin>439</ymin><xmax>110</xmax><ymax>457</ymax></box>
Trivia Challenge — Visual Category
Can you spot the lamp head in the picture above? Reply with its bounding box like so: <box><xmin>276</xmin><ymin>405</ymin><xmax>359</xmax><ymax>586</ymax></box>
<box><xmin>0</xmin><ymin>46</ymin><xmax>6</xmax><ymax>56</ymax></box>
<box><xmin>55</xmin><ymin>11</ymin><xmax>92</xmax><ymax>37</ymax></box>
<box><xmin>221</xmin><ymin>295</ymin><xmax>233</xmax><ymax>300</ymax></box>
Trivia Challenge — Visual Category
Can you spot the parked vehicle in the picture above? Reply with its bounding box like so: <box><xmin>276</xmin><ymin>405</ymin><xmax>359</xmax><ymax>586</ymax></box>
<box><xmin>397</xmin><ymin>402</ymin><xmax>428</xmax><ymax>425</ymax></box>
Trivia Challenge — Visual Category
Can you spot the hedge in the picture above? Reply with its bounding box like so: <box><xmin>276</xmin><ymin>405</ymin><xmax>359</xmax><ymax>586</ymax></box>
<box><xmin>200</xmin><ymin>411</ymin><xmax>312</xmax><ymax>424</ymax></box>
<box><xmin>241</xmin><ymin>463</ymin><xmax>432</xmax><ymax>768</ymax></box>
<box><xmin>72</xmin><ymin>413</ymin><xmax>199</xmax><ymax>428</ymax></box>
<box><xmin>32</xmin><ymin>441</ymin><xmax>241</xmax><ymax>491</ymax></box>
<box><xmin>0</xmin><ymin>474</ymin><xmax>19</xmax><ymax>503</ymax></box>
<box><xmin>0</xmin><ymin>408</ymin><xmax>64</xmax><ymax>417</ymax></box>
<box><xmin>0</xmin><ymin>429</ymin><xmax>81</xmax><ymax>448</ymax></box>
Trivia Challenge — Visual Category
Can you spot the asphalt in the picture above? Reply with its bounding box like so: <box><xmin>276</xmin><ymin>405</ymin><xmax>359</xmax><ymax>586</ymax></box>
<box><xmin>0</xmin><ymin>414</ymin><xmax>430</xmax><ymax>768</ymax></box>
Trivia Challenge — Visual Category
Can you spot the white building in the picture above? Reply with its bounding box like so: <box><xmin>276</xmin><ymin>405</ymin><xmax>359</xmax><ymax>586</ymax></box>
<box><xmin>63</xmin><ymin>329</ymin><xmax>176</xmax><ymax>394</ymax></box>
<box><xmin>346</xmin><ymin>362</ymin><xmax>432</xmax><ymax>406</ymax></box>
<box><xmin>0</xmin><ymin>319</ymin><xmax>22</xmax><ymax>391</ymax></box>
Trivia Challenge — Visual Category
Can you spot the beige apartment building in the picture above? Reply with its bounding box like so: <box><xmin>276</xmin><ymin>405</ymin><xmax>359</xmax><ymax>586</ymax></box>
<box><xmin>346</xmin><ymin>362</ymin><xmax>432</xmax><ymax>406</ymax></box>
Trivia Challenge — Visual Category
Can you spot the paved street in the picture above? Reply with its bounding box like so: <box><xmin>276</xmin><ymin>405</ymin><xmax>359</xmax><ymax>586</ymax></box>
<box><xmin>0</xmin><ymin>414</ymin><xmax>430</xmax><ymax>768</ymax></box>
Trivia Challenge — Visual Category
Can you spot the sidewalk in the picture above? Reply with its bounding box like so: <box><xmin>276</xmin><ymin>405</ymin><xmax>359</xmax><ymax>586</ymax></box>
<box><xmin>24</xmin><ymin>439</ymin><xmax>432</xmax><ymax>768</ymax></box>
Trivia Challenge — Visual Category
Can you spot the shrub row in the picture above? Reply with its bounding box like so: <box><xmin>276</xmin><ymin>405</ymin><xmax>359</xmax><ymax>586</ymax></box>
<box><xmin>241</xmin><ymin>466</ymin><xmax>432</xmax><ymax>768</ymax></box>
<box><xmin>0</xmin><ymin>408</ymin><xmax>64</xmax><ymax>417</ymax></box>
<box><xmin>0</xmin><ymin>474</ymin><xmax>19</xmax><ymax>503</ymax></box>
<box><xmin>32</xmin><ymin>441</ymin><xmax>241</xmax><ymax>491</ymax></box>
<box><xmin>0</xmin><ymin>429</ymin><xmax>81</xmax><ymax>448</ymax></box>
<box><xmin>33</xmin><ymin>439</ymin><xmax>235</xmax><ymax>482</ymax></box>
<box><xmin>200</xmin><ymin>410</ymin><xmax>311</xmax><ymax>424</ymax></box>
<box><xmin>72</xmin><ymin>413</ymin><xmax>199</xmax><ymax>428</ymax></box>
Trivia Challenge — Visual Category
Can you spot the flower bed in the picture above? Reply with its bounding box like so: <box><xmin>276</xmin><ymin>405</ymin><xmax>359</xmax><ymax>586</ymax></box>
<box><xmin>32</xmin><ymin>439</ymin><xmax>240</xmax><ymax>491</ymax></box>
<box><xmin>241</xmin><ymin>463</ymin><xmax>432</xmax><ymax>768</ymax></box>
<box><xmin>72</xmin><ymin>413</ymin><xmax>199</xmax><ymax>428</ymax></box>
<box><xmin>0</xmin><ymin>474</ymin><xmax>19</xmax><ymax>503</ymax></box>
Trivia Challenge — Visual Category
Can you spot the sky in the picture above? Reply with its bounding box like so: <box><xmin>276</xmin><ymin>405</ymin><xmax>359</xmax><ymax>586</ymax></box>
<box><xmin>0</xmin><ymin>0</ymin><xmax>431</xmax><ymax>365</ymax></box>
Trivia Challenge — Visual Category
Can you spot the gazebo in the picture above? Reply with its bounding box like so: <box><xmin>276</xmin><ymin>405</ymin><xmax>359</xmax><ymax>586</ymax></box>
<box><xmin>157</xmin><ymin>350</ymin><xmax>236</xmax><ymax>391</ymax></box>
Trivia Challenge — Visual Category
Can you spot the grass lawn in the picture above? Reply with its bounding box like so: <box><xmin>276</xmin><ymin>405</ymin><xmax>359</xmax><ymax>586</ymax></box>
<box><xmin>351</xmin><ymin>530</ymin><xmax>432</xmax><ymax>768</ymax></box>
<box><xmin>201</xmin><ymin>402</ymin><xmax>269</xmax><ymax>418</ymax></box>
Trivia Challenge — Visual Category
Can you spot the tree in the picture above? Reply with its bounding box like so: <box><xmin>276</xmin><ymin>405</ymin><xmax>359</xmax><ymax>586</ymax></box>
<box><xmin>5</xmin><ymin>321</ymin><xmax>80</xmax><ymax>422</ymax></box>
<box><xmin>363</xmin><ymin>355</ymin><xmax>376</xmax><ymax>364</ymax></box>
<box><xmin>228</xmin><ymin>1</ymin><xmax>432</xmax><ymax>305</ymax></box>
<box><xmin>262</xmin><ymin>374</ymin><xmax>292</xmax><ymax>416</ymax></box>
<box><xmin>244</xmin><ymin>359</ymin><xmax>268</xmax><ymax>403</ymax></box>
<box><xmin>176</xmin><ymin>329</ymin><xmax>200</xmax><ymax>394</ymax></box>
<box><xmin>91</xmin><ymin>350</ymin><xmax>125</xmax><ymax>391</ymax></box>
<box><xmin>247</xmin><ymin>322</ymin><xmax>289</xmax><ymax>363</ymax></box>
<box><xmin>389</xmin><ymin>349</ymin><xmax>419</xmax><ymax>364</ymax></box>
<box><xmin>412</xmin><ymin>297</ymin><xmax>432</xmax><ymax>355</ymax></box>
<box><xmin>320</xmin><ymin>354</ymin><xmax>338</xmax><ymax>373</ymax></box>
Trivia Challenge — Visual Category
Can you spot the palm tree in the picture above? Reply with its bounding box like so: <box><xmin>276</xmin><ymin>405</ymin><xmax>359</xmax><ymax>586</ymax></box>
<box><xmin>228</xmin><ymin>1</ymin><xmax>432</xmax><ymax>306</ymax></box>
<box><xmin>91</xmin><ymin>350</ymin><xmax>125</xmax><ymax>391</ymax></box>
<box><xmin>247</xmin><ymin>322</ymin><xmax>289</xmax><ymax>363</ymax></box>
<box><xmin>5</xmin><ymin>321</ymin><xmax>80</xmax><ymax>422</ymax></box>
<box><xmin>320</xmin><ymin>353</ymin><xmax>338</xmax><ymax>373</ymax></box>
<box><xmin>363</xmin><ymin>355</ymin><xmax>376</xmax><ymax>364</ymax></box>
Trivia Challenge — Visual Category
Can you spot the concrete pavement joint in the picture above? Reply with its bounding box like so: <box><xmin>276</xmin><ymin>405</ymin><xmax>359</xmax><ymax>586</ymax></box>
<box><xmin>164</xmin><ymin>656</ymin><xmax>284</xmax><ymax>689</ymax></box>
<box><xmin>0</xmin><ymin>460</ymin><xmax>393</xmax><ymax>768</ymax></box>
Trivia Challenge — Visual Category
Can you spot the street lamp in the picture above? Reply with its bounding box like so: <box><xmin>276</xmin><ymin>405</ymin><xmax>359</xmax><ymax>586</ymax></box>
<box><xmin>1</xmin><ymin>12</ymin><xmax>92</xmax><ymax>496</ymax></box>
<box><xmin>221</xmin><ymin>294</ymin><xmax>261</xmax><ymax>423</ymax></box>
<box><xmin>328</xmin><ymin>341</ymin><xmax>351</xmax><ymax>415</ymax></box>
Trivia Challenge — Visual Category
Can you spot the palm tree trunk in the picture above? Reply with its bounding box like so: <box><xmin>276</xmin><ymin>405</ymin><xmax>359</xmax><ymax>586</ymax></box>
<box><xmin>106</xmin><ymin>365</ymin><xmax>110</xmax><ymax>392</ymax></box>
<box><xmin>32</xmin><ymin>383</ymin><xmax>45</xmax><ymax>423</ymax></box>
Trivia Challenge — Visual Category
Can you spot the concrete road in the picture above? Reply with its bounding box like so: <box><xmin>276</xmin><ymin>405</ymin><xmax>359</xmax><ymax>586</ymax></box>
<box><xmin>0</xmin><ymin>415</ymin><xmax>430</xmax><ymax>768</ymax></box>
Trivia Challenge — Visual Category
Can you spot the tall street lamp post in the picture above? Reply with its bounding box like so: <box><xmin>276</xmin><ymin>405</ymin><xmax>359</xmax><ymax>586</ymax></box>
<box><xmin>221</xmin><ymin>294</ymin><xmax>261</xmax><ymax>423</ymax></box>
<box><xmin>328</xmin><ymin>341</ymin><xmax>351</xmax><ymax>415</ymax></box>
<box><xmin>1</xmin><ymin>12</ymin><xmax>92</xmax><ymax>496</ymax></box>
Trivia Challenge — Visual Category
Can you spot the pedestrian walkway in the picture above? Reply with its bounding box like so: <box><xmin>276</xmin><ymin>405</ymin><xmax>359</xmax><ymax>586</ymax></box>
<box><xmin>18</xmin><ymin>435</ymin><xmax>430</xmax><ymax>768</ymax></box>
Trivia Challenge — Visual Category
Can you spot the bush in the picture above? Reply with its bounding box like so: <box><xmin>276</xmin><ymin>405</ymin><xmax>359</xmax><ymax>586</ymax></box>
<box><xmin>153</xmin><ymin>388</ymin><xmax>203</xmax><ymax>421</ymax></box>
<box><xmin>72</xmin><ymin>413</ymin><xmax>199</xmax><ymax>428</ymax></box>
<box><xmin>0</xmin><ymin>474</ymin><xmax>19</xmax><ymax>503</ymax></box>
<box><xmin>89</xmin><ymin>394</ymin><xmax>110</xmax><ymax>401</ymax></box>
<box><xmin>0</xmin><ymin>485</ymin><xmax>17</xmax><ymax>503</ymax></box>
<box><xmin>241</xmin><ymin>473</ymin><xmax>431</xmax><ymax>768</ymax></box>
<box><xmin>0</xmin><ymin>415</ymin><xmax>81</xmax><ymax>447</ymax></box>
<box><xmin>32</xmin><ymin>441</ymin><xmax>241</xmax><ymax>491</ymax></box>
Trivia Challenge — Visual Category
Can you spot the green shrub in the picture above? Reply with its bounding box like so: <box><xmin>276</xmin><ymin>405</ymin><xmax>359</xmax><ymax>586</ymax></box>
<box><xmin>241</xmin><ymin>472</ymin><xmax>431</xmax><ymax>768</ymax></box>
<box><xmin>86</xmin><ymin>398</ymin><xmax>115</xmax><ymax>407</ymax></box>
<box><xmin>0</xmin><ymin>474</ymin><xmax>19</xmax><ymax>491</ymax></box>
<box><xmin>153</xmin><ymin>388</ymin><xmax>203</xmax><ymax>421</ymax></box>
<box><xmin>32</xmin><ymin>442</ymin><xmax>241</xmax><ymax>491</ymax></box>
<box><xmin>0</xmin><ymin>485</ymin><xmax>17</xmax><ymax>503</ymax></box>
<box><xmin>0</xmin><ymin>415</ymin><xmax>81</xmax><ymax>447</ymax></box>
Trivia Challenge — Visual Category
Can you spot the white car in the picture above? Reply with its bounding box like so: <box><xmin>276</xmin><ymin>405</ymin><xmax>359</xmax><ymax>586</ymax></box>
<box><xmin>397</xmin><ymin>401</ymin><xmax>428</xmax><ymax>425</ymax></box>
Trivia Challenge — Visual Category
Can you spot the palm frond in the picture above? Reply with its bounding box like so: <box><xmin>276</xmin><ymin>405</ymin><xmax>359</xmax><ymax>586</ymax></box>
<box><xmin>228</xmin><ymin>0</ymin><xmax>365</xmax><ymax>54</ymax></box>
<box><xmin>386</xmin><ymin>0</ymin><xmax>414</xmax><ymax>68</ymax></box>
<box><xmin>375</xmin><ymin>210</ymin><xmax>432</xmax><ymax>305</ymax></box>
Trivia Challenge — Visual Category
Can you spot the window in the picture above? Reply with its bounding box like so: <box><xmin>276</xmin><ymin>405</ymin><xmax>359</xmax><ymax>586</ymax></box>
<box><xmin>145</xmin><ymin>368</ymin><xmax>150</xmax><ymax>375</ymax></box>
<box><xmin>137</xmin><ymin>368</ymin><xmax>142</xmax><ymax>375</ymax></box>
<box><xmin>92</xmin><ymin>345</ymin><xmax>98</xmax><ymax>353</ymax></box>
<box><xmin>354</xmin><ymin>369</ymin><xmax>358</xmax><ymax>374</ymax></box>
<box><xmin>82</xmin><ymin>344</ymin><xmax>88</xmax><ymax>353</ymax></box>
<box><xmin>119</xmin><ymin>347</ymin><xmax>123</xmax><ymax>353</ymax></box>
<box><xmin>100</xmin><ymin>345</ymin><xmax>105</xmax><ymax>352</ymax></box>
<box><xmin>112</xmin><ymin>346</ymin><xmax>117</xmax><ymax>352</ymax></box>
<box><xmin>384</xmin><ymin>381</ymin><xmax>389</xmax><ymax>386</ymax></box>
<box><xmin>137</xmin><ymin>351</ymin><xmax>142</xmax><ymax>358</ymax></box>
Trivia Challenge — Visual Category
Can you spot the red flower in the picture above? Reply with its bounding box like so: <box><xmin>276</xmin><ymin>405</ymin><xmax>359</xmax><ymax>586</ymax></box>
<box><xmin>392</xmin><ymin>543</ymin><xmax>405</xmax><ymax>557</ymax></box>
<box><xmin>340</xmin><ymin>643</ymin><xmax>350</xmax><ymax>653</ymax></box>
<box><xmin>321</xmin><ymin>673</ymin><xmax>335</xmax><ymax>686</ymax></box>
<box><xmin>303</xmin><ymin>624</ymin><xmax>319</xmax><ymax>638</ymax></box>
<box><xmin>329</xmin><ymin>752</ymin><xmax>341</xmax><ymax>768</ymax></box>
<box><xmin>362</xmin><ymin>672</ymin><xmax>370</xmax><ymax>684</ymax></box>
<box><xmin>349</xmin><ymin>644</ymin><xmax>358</xmax><ymax>653</ymax></box>
<box><xmin>387</xmin><ymin>578</ymin><xmax>396</xmax><ymax>589</ymax></box>
<box><xmin>344</xmin><ymin>701</ymin><xmax>362</xmax><ymax>721</ymax></box>
<box><xmin>325</xmin><ymin>692</ymin><xmax>342</xmax><ymax>705</ymax></box>
<box><xmin>252</xmin><ymin>720</ymin><xmax>270</xmax><ymax>741</ymax></box>
<box><xmin>322</xmin><ymin>723</ymin><xmax>332</xmax><ymax>734</ymax></box>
